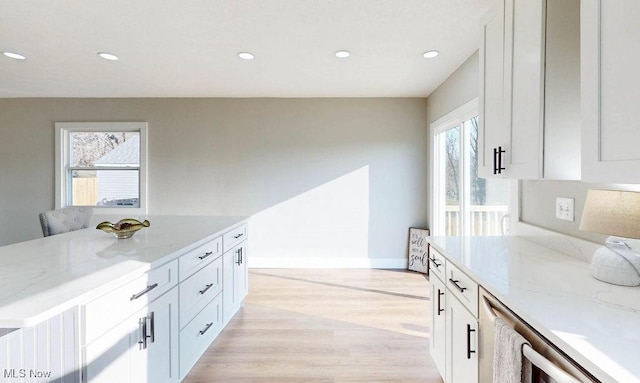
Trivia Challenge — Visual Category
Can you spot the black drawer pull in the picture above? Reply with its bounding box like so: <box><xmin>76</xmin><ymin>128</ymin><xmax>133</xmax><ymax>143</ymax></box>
<box><xmin>199</xmin><ymin>283</ymin><xmax>214</xmax><ymax>295</ymax></box>
<box><xmin>437</xmin><ymin>289</ymin><xmax>444</xmax><ymax>315</ymax></box>
<box><xmin>130</xmin><ymin>283</ymin><xmax>158</xmax><ymax>301</ymax></box>
<box><xmin>449</xmin><ymin>278</ymin><xmax>467</xmax><ymax>293</ymax></box>
<box><xmin>430</xmin><ymin>257</ymin><xmax>442</xmax><ymax>268</ymax></box>
<box><xmin>199</xmin><ymin>322</ymin><xmax>214</xmax><ymax>335</ymax></box>
<box><xmin>233</xmin><ymin>233</ymin><xmax>243</xmax><ymax>239</ymax></box>
<box><xmin>467</xmin><ymin>324</ymin><xmax>476</xmax><ymax>359</ymax></box>
<box><xmin>198</xmin><ymin>251</ymin><xmax>214</xmax><ymax>260</ymax></box>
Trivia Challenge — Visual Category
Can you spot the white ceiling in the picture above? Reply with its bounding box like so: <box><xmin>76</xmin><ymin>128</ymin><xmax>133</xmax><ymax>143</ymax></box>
<box><xmin>0</xmin><ymin>0</ymin><xmax>491</xmax><ymax>98</ymax></box>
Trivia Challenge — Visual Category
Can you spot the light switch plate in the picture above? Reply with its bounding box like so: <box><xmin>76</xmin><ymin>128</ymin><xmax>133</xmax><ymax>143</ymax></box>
<box><xmin>556</xmin><ymin>197</ymin><xmax>575</xmax><ymax>222</ymax></box>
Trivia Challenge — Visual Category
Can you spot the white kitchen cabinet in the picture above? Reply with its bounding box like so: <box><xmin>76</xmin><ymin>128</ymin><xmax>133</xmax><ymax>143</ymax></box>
<box><xmin>429</xmin><ymin>245</ymin><xmax>479</xmax><ymax>383</ymax></box>
<box><xmin>446</xmin><ymin>295</ymin><xmax>478</xmax><ymax>383</ymax></box>
<box><xmin>479</xmin><ymin>0</ymin><xmax>507</xmax><ymax>178</ymax></box>
<box><xmin>223</xmin><ymin>240</ymin><xmax>248</xmax><ymax>325</ymax></box>
<box><xmin>480</xmin><ymin>0</ymin><xmax>580</xmax><ymax>180</ymax></box>
<box><xmin>582</xmin><ymin>0</ymin><xmax>640</xmax><ymax>183</ymax></box>
<box><xmin>501</xmin><ymin>0</ymin><xmax>545</xmax><ymax>179</ymax></box>
<box><xmin>429</xmin><ymin>274</ymin><xmax>446</xmax><ymax>378</ymax></box>
<box><xmin>83</xmin><ymin>287</ymin><xmax>179</xmax><ymax>383</ymax></box>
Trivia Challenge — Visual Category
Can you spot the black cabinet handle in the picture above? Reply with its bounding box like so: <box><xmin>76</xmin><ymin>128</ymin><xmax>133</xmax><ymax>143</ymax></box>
<box><xmin>130</xmin><ymin>283</ymin><xmax>158</xmax><ymax>301</ymax></box>
<box><xmin>199</xmin><ymin>322</ymin><xmax>214</xmax><ymax>335</ymax></box>
<box><xmin>199</xmin><ymin>283</ymin><xmax>214</xmax><ymax>295</ymax></box>
<box><xmin>467</xmin><ymin>324</ymin><xmax>476</xmax><ymax>359</ymax></box>
<box><xmin>198</xmin><ymin>251</ymin><xmax>214</xmax><ymax>260</ymax></box>
<box><xmin>233</xmin><ymin>233</ymin><xmax>243</xmax><ymax>239</ymax></box>
<box><xmin>493</xmin><ymin>146</ymin><xmax>506</xmax><ymax>174</ymax></box>
<box><xmin>449</xmin><ymin>278</ymin><xmax>467</xmax><ymax>293</ymax></box>
<box><xmin>437</xmin><ymin>289</ymin><xmax>444</xmax><ymax>315</ymax></box>
<box><xmin>430</xmin><ymin>257</ymin><xmax>441</xmax><ymax>269</ymax></box>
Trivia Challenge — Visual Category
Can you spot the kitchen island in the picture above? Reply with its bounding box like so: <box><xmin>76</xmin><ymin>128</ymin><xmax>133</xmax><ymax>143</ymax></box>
<box><xmin>0</xmin><ymin>215</ymin><xmax>249</xmax><ymax>383</ymax></box>
<box><xmin>427</xmin><ymin>235</ymin><xmax>640</xmax><ymax>383</ymax></box>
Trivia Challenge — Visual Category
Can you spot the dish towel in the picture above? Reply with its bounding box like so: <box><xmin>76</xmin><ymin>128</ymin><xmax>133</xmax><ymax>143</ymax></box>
<box><xmin>493</xmin><ymin>317</ymin><xmax>532</xmax><ymax>383</ymax></box>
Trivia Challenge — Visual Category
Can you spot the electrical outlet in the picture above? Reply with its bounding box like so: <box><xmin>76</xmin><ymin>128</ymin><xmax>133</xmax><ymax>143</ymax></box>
<box><xmin>556</xmin><ymin>197</ymin><xmax>574</xmax><ymax>222</ymax></box>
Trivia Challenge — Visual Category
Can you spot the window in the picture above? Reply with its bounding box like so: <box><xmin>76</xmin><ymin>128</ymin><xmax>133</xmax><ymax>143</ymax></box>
<box><xmin>431</xmin><ymin>100</ymin><xmax>509</xmax><ymax>236</ymax></box>
<box><xmin>55</xmin><ymin>122</ymin><xmax>147</xmax><ymax>213</ymax></box>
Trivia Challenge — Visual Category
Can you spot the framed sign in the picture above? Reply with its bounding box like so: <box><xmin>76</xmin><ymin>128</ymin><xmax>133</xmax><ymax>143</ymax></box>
<box><xmin>408</xmin><ymin>227</ymin><xmax>430</xmax><ymax>273</ymax></box>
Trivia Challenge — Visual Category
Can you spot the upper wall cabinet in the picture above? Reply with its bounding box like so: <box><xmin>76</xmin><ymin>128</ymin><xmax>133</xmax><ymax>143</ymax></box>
<box><xmin>582</xmin><ymin>0</ymin><xmax>640</xmax><ymax>184</ymax></box>
<box><xmin>479</xmin><ymin>0</ymin><xmax>507</xmax><ymax>178</ymax></box>
<box><xmin>479</xmin><ymin>0</ymin><xmax>580</xmax><ymax>180</ymax></box>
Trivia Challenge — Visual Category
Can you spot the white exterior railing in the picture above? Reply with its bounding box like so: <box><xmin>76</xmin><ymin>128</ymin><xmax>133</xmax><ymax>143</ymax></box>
<box><xmin>444</xmin><ymin>205</ymin><xmax>509</xmax><ymax>236</ymax></box>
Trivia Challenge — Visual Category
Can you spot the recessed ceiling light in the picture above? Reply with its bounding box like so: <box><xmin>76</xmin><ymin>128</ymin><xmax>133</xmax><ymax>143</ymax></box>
<box><xmin>98</xmin><ymin>52</ymin><xmax>119</xmax><ymax>61</ymax></box>
<box><xmin>335</xmin><ymin>50</ymin><xmax>351</xmax><ymax>58</ymax></box>
<box><xmin>238</xmin><ymin>52</ymin><xmax>255</xmax><ymax>60</ymax></box>
<box><xmin>423</xmin><ymin>50</ymin><xmax>440</xmax><ymax>59</ymax></box>
<box><xmin>2</xmin><ymin>51</ymin><xmax>26</xmax><ymax>60</ymax></box>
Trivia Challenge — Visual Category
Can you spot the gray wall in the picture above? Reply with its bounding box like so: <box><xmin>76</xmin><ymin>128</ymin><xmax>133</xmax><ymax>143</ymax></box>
<box><xmin>0</xmin><ymin>98</ymin><xmax>429</xmax><ymax>265</ymax></box>
<box><xmin>520</xmin><ymin>180</ymin><xmax>640</xmax><ymax>243</ymax></box>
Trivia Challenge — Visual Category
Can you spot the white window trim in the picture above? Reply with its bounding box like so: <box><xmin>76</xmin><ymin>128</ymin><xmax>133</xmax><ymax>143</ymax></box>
<box><xmin>430</xmin><ymin>99</ymin><xmax>478</xmax><ymax>236</ymax></box>
<box><xmin>55</xmin><ymin>122</ymin><xmax>148</xmax><ymax>215</ymax></box>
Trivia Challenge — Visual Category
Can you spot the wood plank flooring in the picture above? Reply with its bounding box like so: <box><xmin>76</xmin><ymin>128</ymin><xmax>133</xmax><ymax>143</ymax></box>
<box><xmin>183</xmin><ymin>269</ymin><xmax>443</xmax><ymax>383</ymax></box>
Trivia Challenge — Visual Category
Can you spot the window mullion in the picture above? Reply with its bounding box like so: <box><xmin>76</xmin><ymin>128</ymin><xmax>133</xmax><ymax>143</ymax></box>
<box><xmin>461</xmin><ymin>120</ymin><xmax>471</xmax><ymax>236</ymax></box>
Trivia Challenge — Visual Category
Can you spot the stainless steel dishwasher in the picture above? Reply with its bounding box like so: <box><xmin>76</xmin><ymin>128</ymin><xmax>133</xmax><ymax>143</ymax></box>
<box><xmin>478</xmin><ymin>287</ymin><xmax>600</xmax><ymax>383</ymax></box>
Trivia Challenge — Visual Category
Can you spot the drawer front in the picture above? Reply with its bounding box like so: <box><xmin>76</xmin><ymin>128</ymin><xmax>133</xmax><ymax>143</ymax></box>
<box><xmin>446</xmin><ymin>262</ymin><xmax>479</xmax><ymax>318</ymax></box>
<box><xmin>179</xmin><ymin>256</ymin><xmax>223</xmax><ymax>329</ymax></box>
<box><xmin>428</xmin><ymin>246</ymin><xmax>447</xmax><ymax>282</ymax></box>
<box><xmin>179</xmin><ymin>293</ymin><xmax>223</xmax><ymax>380</ymax></box>
<box><xmin>83</xmin><ymin>260</ymin><xmax>178</xmax><ymax>344</ymax></box>
<box><xmin>222</xmin><ymin>224</ymin><xmax>247</xmax><ymax>253</ymax></box>
<box><xmin>179</xmin><ymin>236</ymin><xmax>222</xmax><ymax>281</ymax></box>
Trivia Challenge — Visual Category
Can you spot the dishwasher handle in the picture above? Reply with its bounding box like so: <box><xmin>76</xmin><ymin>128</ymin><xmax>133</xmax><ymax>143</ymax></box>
<box><xmin>481</xmin><ymin>295</ymin><xmax>581</xmax><ymax>383</ymax></box>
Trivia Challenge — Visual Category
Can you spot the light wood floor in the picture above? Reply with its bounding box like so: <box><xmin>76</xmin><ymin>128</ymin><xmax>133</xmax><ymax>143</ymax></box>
<box><xmin>183</xmin><ymin>269</ymin><xmax>443</xmax><ymax>383</ymax></box>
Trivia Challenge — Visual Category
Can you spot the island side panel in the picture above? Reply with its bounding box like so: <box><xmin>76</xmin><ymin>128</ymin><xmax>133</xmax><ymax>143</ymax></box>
<box><xmin>0</xmin><ymin>306</ymin><xmax>79</xmax><ymax>383</ymax></box>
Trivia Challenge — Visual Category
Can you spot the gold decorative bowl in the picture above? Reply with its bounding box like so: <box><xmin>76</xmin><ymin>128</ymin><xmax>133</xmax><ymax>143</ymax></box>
<box><xmin>96</xmin><ymin>218</ymin><xmax>150</xmax><ymax>239</ymax></box>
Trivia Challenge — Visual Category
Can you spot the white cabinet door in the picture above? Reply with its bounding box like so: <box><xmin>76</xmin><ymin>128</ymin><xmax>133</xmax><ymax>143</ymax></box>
<box><xmin>502</xmin><ymin>0</ymin><xmax>544</xmax><ymax>179</ymax></box>
<box><xmin>582</xmin><ymin>0</ymin><xmax>640</xmax><ymax>183</ymax></box>
<box><xmin>429</xmin><ymin>276</ymin><xmax>446</xmax><ymax>378</ymax></box>
<box><xmin>446</xmin><ymin>295</ymin><xmax>478</xmax><ymax>383</ymax></box>
<box><xmin>479</xmin><ymin>0</ymin><xmax>507</xmax><ymax>178</ymax></box>
<box><xmin>84</xmin><ymin>316</ymin><xmax>135</xmax><ymax>383</ymax></box>
<box><xmin>131</xmin><ymin>287</ymin><xmax>179</xmax><ymax>383</ymax></box>
<box><xmin>223</xmin><ymin>242</ymin><xmax>248</xmax><ymax>325</ymax></box>
<box><xmin>237</xmin><ymin>243</ymin><xmax>249</xmax><ymax>304</ymax></box>
<box><xmin>84</xmin><ymin>288</ymin><xmax>178</xmax><ymax>383</ymax></box>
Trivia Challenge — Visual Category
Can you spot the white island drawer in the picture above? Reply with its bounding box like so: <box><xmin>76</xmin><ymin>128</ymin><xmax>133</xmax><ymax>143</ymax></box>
<box><xmin>179</xmin><ymin>255</ymin><xmax>223</xmax><ymax>329</ymax></box>
<box><xmin>179</xmin><ymin>236</ymin><xmax>222</xmax><ymax>281</ymax></box>
<box><xmin>428</xmin><ymin>246</ymin><xmax>447</xmax><ymax>282</ymax></box>
<box><xmin>179</xmin><ymin>292</ymin><xmax>223</xmax><ymax>380</ymax></box>
<box><xmin>82</xmin><ymin>259</ymin><xmax>178</xmax><ymax>344</ymax></box>
<box><xmin>222</xmin><ymin>224</ymin><xmax>247</xmax><ymax>252</ymax></box>
<box><xmin>446</xmin><ymin>262</ymin><xmax>478</xmax><ymax>318</ymax></box>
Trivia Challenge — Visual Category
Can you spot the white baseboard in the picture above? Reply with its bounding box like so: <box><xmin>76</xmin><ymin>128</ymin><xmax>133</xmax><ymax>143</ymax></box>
<box><xmin>248</xmin><ymin>257</ymin><xmax>408</xmax><ymax>269</ymax></box>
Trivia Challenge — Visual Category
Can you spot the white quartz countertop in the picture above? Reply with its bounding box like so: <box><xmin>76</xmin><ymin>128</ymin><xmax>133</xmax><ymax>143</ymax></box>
<box><xmin>0</xmin><ymin>215</ymin><xmax>248</xmax><ymax>328</ymax></box>
<box><xmin>427</xmin><ymin>235</ymin><xmax>640</xmax><ymax>383</ymax></box>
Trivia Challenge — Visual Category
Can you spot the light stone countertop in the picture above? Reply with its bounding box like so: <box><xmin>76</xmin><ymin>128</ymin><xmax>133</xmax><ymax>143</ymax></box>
<box><xmin>426</xmin><ymin>235</ymin><xmax>640</xmax><ymax>383</ymax></box>
<box><xmin>0</xmin><ymin>215</ymin><xmax>248</xmax><ymax>328</ymax></box>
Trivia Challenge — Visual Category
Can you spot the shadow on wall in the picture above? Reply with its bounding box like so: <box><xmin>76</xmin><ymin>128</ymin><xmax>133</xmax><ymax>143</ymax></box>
<box><xmin>249</xmin><ymin>166</ymin><xmax>370</xmax><ymax>268</ymax></box>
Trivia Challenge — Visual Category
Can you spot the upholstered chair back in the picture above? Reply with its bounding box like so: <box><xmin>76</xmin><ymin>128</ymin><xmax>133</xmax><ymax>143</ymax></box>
<box><xmin>39</xmin><ymin>207</ymin><xmax>94</xmax><ymax>237</ymax></box>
